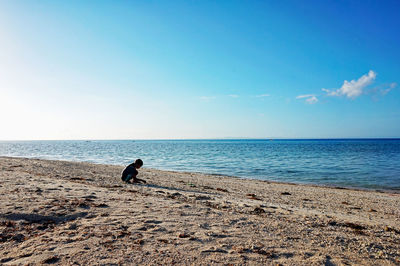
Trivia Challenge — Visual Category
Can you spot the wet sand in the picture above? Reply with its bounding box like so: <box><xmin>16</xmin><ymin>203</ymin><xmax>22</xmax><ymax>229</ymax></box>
<box><xmin>0</xmin><ymin>157</ymin><xmax>399</xmax><ymax>265</ymax></box>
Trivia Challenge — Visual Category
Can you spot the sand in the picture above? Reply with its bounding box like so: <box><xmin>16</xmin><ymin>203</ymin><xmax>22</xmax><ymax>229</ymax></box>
<box><xmin>0</xmin><ymin>156</ymin><xmax>399</xmax><ymax>265</ymax></box>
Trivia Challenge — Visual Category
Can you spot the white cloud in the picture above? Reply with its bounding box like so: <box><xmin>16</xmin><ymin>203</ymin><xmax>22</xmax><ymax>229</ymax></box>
<box><xmin>255</xmin><ymin>94</ymin><xmax>270</xmax><ymax>98</ymax></box>
<box><xmin>296</xmin><ymin>94</ymin><xmax>318</xmax><ymax>104</ymax></box>
<box><xmin>381</xmin><ymin>82</ymin><xmax>397</xmax><ymax>95</ymax></box>
<box><xmin>228</xmin><ymin>94</ymin><xmax>239</xmax><ymax>98</ymax></box>
<box><xmin>323</xmin><ymin>70</ymin><xmax>377</xmax><ymax>99</ymax></box>
<box><xmin>296</xmin><ymin>94</ymin><xmax>314</xmax><ymax>99</ymax></box>
<box><xmin>306</xmin><ymin>96</ymin><xmax>318</xmax><ymax>104</ymax></box>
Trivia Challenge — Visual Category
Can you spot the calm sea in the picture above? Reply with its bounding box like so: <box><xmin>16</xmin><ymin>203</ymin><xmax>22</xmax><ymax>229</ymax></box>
<box><xmin>1</xmin><ymin>139</ymin><xmax>399</xmax><ymax>191</ymax></box>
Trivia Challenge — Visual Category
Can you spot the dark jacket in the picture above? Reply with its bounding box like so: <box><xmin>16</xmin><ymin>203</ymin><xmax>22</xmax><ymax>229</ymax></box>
<box><xmin>121</xmin><ymin>163</ymin><xmax>138</xmax><ymax>182</ymax></box>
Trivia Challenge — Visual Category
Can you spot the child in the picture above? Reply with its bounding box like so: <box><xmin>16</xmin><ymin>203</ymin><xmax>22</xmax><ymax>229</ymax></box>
<box><xmin>121</xmin><ymin>159</ymin><xmax>146</xmax><ymax>184</ymax></box>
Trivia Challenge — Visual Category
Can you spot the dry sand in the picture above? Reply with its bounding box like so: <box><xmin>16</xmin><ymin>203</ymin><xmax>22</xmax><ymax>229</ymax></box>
<box><xmin>0</xmin><ymin>156</ymin><xmax>399</xmax><ymax>265</ymax></box>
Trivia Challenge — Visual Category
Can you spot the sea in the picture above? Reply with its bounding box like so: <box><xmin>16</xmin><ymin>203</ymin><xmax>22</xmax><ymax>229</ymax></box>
<box><xmin>1</xmin><ymin>139</ymin><xmax>399</xmax><ymax>191</ymax></box>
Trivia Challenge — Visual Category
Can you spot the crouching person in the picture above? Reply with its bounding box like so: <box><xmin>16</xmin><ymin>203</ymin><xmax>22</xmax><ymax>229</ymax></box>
<box><xmin>121</xmin><ymin>159</ymin><xmax>146</xmax><ymax>184</ymax></box>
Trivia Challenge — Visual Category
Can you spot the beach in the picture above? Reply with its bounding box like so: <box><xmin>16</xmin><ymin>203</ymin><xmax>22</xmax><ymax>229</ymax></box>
<box><xmin>1</xmin><ymin>157</ymin><xmax>399</xmax><ymax>265</ymax></box>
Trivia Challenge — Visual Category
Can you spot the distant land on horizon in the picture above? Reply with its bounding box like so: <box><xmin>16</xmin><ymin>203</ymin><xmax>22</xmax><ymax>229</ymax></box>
<box><xmin>1</xmin><ymin>137</ymin><xmax>400</xmax><ymax>142</ymax></box>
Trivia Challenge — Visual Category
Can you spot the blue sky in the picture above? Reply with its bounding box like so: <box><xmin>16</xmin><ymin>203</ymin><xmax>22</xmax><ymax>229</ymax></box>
<box><xmin>1</xmin><ymin>0</ymin><xmax>399</xmax><ymax>140</ymax></box>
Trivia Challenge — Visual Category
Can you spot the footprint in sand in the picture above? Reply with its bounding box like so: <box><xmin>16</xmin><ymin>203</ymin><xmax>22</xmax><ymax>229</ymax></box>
<box><xmin>195</xmin><ymin>195</ymin><xmax>212</xmax><ymax>201</ymax></box>
<box><xmin>42</xmin><ymin>256</ymin><xmax>60</xmax><ymax>264</ymax></box>
<box><xmin>144</xmin><ymin>220</ymin><xmax>163</xmax><ymax>224</ymax></box>
<box><xmin>137</xmin><ymin>224</ymin><xmax>156</xmax><ymax>231</ymax></box>
<box><xmin>199</xmin><ymin>223</ymin><xmax>210</xmax><ymax>229</ymax></box>
<box><xmin>151</xmin><ymin>227</ymin><xmax>167</xmax><ymax>232</ymax></box>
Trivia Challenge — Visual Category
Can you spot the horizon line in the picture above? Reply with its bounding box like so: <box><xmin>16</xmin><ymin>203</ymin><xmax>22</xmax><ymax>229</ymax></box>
<box><xmin>1</xmin><ymin>137</ymin><xmax>400</xmax><ymax>142</ymax></box>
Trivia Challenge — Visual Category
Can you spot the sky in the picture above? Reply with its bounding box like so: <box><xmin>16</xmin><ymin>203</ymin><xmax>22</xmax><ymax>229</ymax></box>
<box><xmin>1</xmin><ymin>0</ymin><xmax>399</xmax><ymax>140</ymax></box>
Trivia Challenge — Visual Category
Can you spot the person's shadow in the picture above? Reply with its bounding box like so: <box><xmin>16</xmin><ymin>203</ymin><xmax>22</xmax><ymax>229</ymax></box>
<box><xmin>133</xmin><ymin>183</ymin><xmax>217</xmax><ymax>196</ymax></box>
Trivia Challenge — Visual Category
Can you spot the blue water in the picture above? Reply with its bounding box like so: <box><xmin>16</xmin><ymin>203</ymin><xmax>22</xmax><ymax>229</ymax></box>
<box><xmin>1</xmin><ymin>139</ymin><xmax>399</xmax><ymax>191</ymax></box>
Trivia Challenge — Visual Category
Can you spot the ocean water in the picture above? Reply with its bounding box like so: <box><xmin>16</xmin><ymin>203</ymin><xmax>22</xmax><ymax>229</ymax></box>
<box><xmin>1</xmin><ymin>139</ymin><xmax>399</xmax><ymax>191</ymax></box>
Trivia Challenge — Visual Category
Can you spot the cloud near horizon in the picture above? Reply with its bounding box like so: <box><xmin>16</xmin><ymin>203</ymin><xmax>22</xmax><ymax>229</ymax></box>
<box><xmin>296</xmin><ymin>94</ymin><xmax>318</xmax><ymax>104</ymax></box>
<box><xmin>322</xmin><ymin>70</ymin><xmax>377</xmax><ymax>99</ymax></box>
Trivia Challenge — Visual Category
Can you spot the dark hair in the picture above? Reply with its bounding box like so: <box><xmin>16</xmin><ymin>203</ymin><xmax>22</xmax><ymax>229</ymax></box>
<box><xmin>135</xmin><ymin>159</ymin><xmax>143</xmax><ymax>167</ymax></box>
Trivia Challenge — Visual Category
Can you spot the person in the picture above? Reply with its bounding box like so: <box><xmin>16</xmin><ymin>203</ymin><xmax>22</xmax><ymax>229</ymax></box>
<box><xmin>121</xmin><ymin>159</ymin><xmax>146</xmax><ymax>184</ymax></box>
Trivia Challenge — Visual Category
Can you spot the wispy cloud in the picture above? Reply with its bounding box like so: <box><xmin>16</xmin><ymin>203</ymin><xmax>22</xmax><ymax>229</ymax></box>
<box><xmin>380</xmin><ymin>82</ymin><xmax>397</xmax><ymax>95</ymax></box>
<box><xmin>367</xmin><ymin>82</ymin><xmax>397</xmax><ymax>100</ymax></box>
<box><xmin>322</xmin><ymin>70</ymin><xmax>377</xmax><ymax>99</ymax></box>
<box><xmin>296</xmin><ymin>94</ymin><xmax>318</xmax><ymax>104</ymax></box>
<box><xmin>228</xmin><ymin>94</ymin><xmax>239</xmax><ymax>98</ymax></box>
<box><xmin>255</xmin><ymin>94</ymin><xmax>270</xmax><ymax>98</ymax></box>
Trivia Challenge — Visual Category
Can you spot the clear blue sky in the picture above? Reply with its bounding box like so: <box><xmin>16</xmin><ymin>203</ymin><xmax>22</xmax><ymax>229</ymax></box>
<box><xmin>1</xmin><ymin>0</ymin><xmax>399</xmax><ymax>140</ymax></box>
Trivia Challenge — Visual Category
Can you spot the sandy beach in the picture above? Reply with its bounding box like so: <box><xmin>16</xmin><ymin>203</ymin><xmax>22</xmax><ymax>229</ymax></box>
<box><xmin>0</xmin><ymin>156</ymin><xmax>399</xmax><ymax>265</ymax></box>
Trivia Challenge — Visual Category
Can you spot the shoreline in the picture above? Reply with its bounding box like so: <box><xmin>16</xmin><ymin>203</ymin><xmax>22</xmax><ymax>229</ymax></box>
<box><xmin>2</xmin><ymin>155</ymin><xmax>399</xmax><ymax>195</ymax></box>
<box><xmin>184</xmin><ymin>169</ymin><xmax>400</xmax><ymax>195</ymax></box>
<box><xmin>1</xmin><ymin>157</ymin><xmax>399</xmax><ymax>265</ymax></box>
<box><xmin>1</xmin><ymin>137</ymin><xmax>400</xmax><ymax>141</ymax></box>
